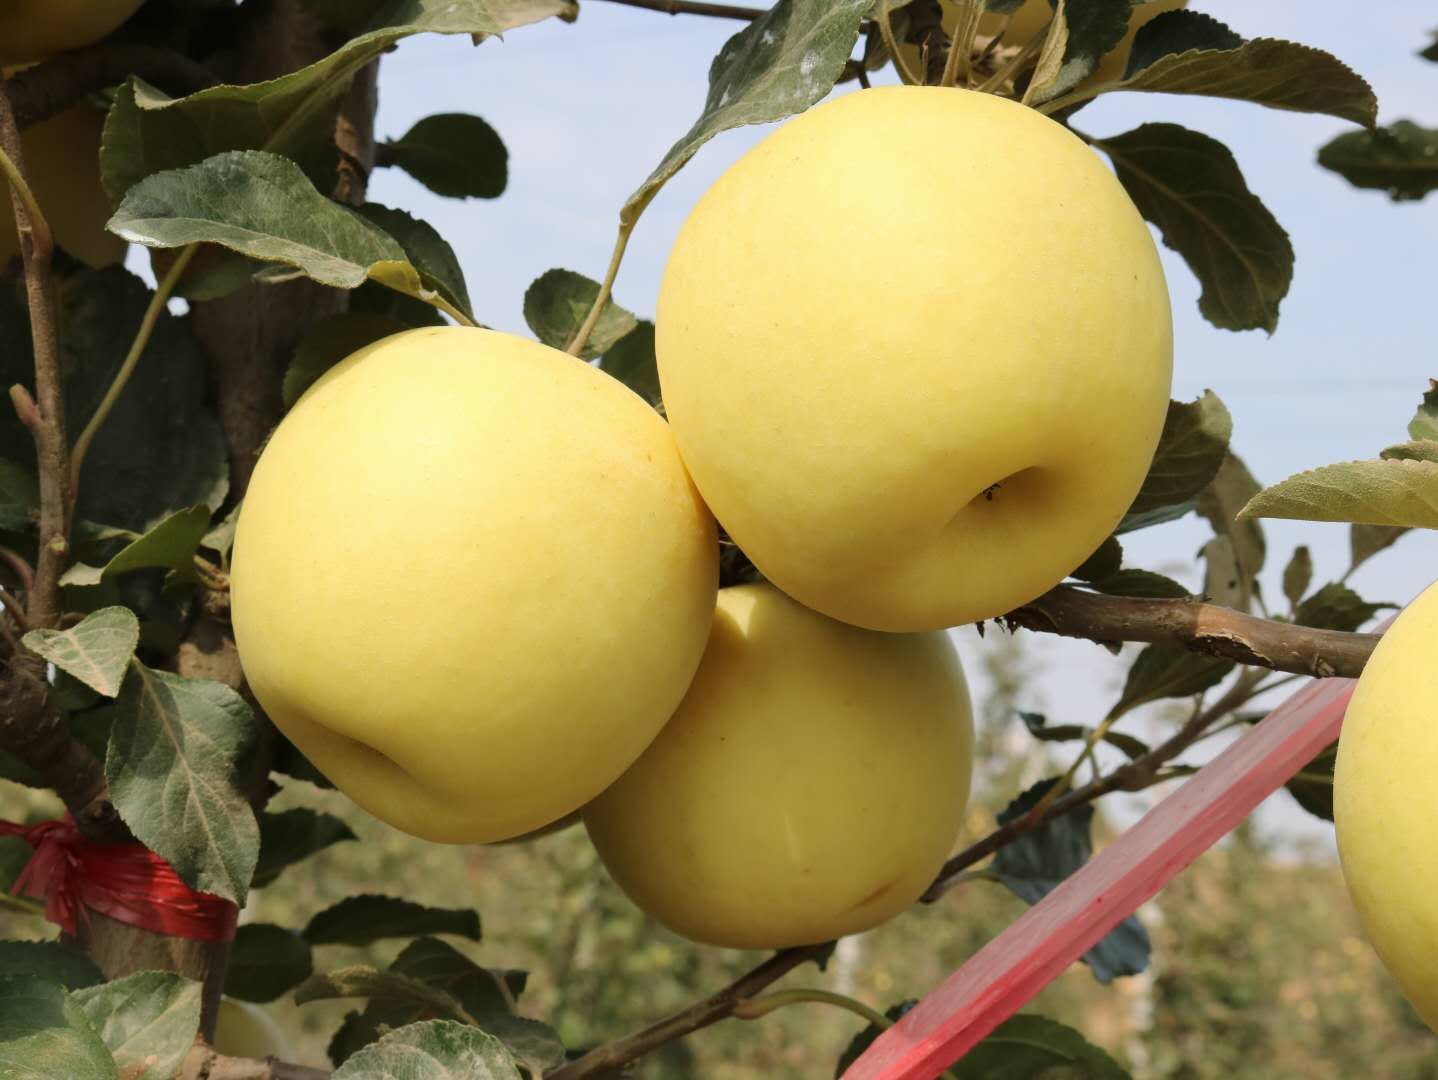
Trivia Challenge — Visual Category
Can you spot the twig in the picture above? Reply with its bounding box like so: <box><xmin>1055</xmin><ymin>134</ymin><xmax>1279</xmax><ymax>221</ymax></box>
<box><xmin>70</xmin><ymin>246</ymin><xmax>197</xmax><ymax>498</ymax></box>
<box><xmin>922</xmin><ymin>668</ymin><xmax>1266</xmax><ymax>902</ymax></box>
<box><xmin>0</xmin><ymin>79</ymin><xmax>68</xmax><ymax>631</ymax></box>
<box><xmin>0</xmin><ymin>76</ymin><xmax>116</xmax><ymax>840</ymax></box>
<box><xmin>976</xmin><ymin>29</ymin><xmax>1043</xmax><ymax>93</ymax></box>
<box><xmin>877</xmin><ymin>0</ymin><xmax>924</xmax><ymax>86</ymax></box>
<box><xmin>549</xmin><ymin>945</ymin><xmax>829</xmax><ymax>1078</ymax></box>
<box><xmin>8</xmin><ymin>45</ymin><xmax>217</xmax><ymax>130</ymax></box>
<box><xmin>0</xmin><ymin>546</ymin><xmax>35</xmax><ymax>593</ymax></box>
<box><xmin>1003</xmin><ymin>585</ymin><xmax>1379</xmax><ymax>679</ymax></box>
<box><xmin>590</xmin><ymin>0</ymin><xmax>766</xmax><ymax>18</ymax></box>
<box><xmin>940</xmin><ymin>0</ymin><xmax>985</xmax><ymax>88</ymax></box>
<box><xmin>565</xmin><ymin>222</ymin><xmax>635</xmax><ymax>357</ymax></box>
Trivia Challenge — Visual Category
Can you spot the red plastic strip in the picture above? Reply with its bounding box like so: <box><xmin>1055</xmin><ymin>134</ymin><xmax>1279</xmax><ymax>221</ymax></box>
<box><xmin>844</xmin><ymin>675</ymin><xmax>1355</xmax><ymax>1079</ymax></box>
<box><xmin>0</xmin><ymin>817</ymin><xmax>237</xmax><ymax>942</ymax></box>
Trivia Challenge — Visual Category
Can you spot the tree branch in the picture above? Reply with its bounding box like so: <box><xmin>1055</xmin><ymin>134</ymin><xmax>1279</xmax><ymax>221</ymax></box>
<box><xmin>549</xmin><ymin>945</ymin><xmax>830</xmax><ymax>1079</ymax></box>
<box><xmin>8</xmin><ymin>45</ymin><xmax>217</xmax><ymax>130</ymax></box>
<box><xmin>1004</xmin><ymin>585</ymin><xmax>1379</xmax><ymax>679</ymax></box>
<box><xmin>0</xmin><ymin>77</ymin><xmax>117</xmax><ymax>838</ymax></box>
<box><xmin>922</xmin><ymin>667</ymin><xmax>1267</xmax><ymax>902</ymax></box>
<box><xmin>591</xmin><ymin>0</ymin><xmax>766</xmax><ymax>18</ymax></box>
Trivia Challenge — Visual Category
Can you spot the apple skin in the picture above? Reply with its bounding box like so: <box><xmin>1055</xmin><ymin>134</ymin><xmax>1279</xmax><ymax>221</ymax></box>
<box><xmin>0</xmin><ymin>0</ymin><xmax>145</xmax><ymax>65</ymax></box>
<box><xmin>655</xmin><ymin>86</ymin><xmax>1172</xmax><ymax>632</ymax></box>
<box><xmin>212</xmin><ymin>999</ymin><xmax>294</xmax><ymax>1060</ymax></box>
<box><xmin>0</xmin><ymin>99</ymin><xmax>126</xmax><ymax>269</ymax></box>
<box><xmin>583</xmin><ymin>582</ymin><xmax>974</xmax><ymax>950</ymax></box>
<box><xmin>901</xmin><ymin>0</ymin><xmax>1187</xmax><ymax>87</ymax></box>
<box><xmin>231</xmin><ymin>326</ymin><xmax>719</xmax><ymax>844</ymax></box>
<box><xmin>1335</xmin><ymin>579</ymin><xmax>1438</xmax><ymax>1031</ymax></box>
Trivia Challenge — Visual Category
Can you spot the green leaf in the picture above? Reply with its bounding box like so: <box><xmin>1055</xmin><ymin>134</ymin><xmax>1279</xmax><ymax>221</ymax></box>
<box><xmin>200</xmin><ymin>504</ymin><xmax>241</xmax><ymax>564</ymax></box>
<box><xmin>224</xmin><ymin>924</ymin><xmax>314</xmax><ymax>1003</ymax></box>
<box><xmin>0</xmin><ymin>943</ymin><xmax>104</xmax><ymax>990</ymax></box>
<box><xmin>0</xmin><ymin>266</ymin><xmax>227</xmax><ymax>532</ymax></box>
<box><xmin>1198</xmin><ymin>452</ymin><xmax>1266</xmax><ymax>610</ymax></box>
<box><xmin>0</xmin><ymin>459</ymin><xmax>38</xmax><ymax>531</ymax></box>
<box><xmin>954</xmin><ymin>1013</ymin><xmax>1131</xmax><ymax>1078</ymax></box>
<box><xmin>1284</xmin><ymin>740</ymin><xmax>1336</xmax><ymax>822</ymax></box>
<box><xmin>0</xmin><ymin>977</ymin><xmax>117</xmax><ymax>1080</ymax></box>
<box><xmin>385</xmin><ymin>113</ymin><xmax>507</xmax><ymax>199</ymax></box>
<box><xmin>71</xmin><ymin>971</ymin><xmax>202</xmax><ymax>1080</ymax></box>
<box><xmin>0</xmin><ymin>709</ymin><xmax>114</xmax><ymax>789</ymax></box>
<box><xmin>1201</xmin><ymin>535</ymin><xmax>1243</xmax><ymax>610</ymax></box>
<box><xmin>111</xmin><ymin>151</ymin><xmax>403</xmax><ymax>287</ymax></box>
<box><xmin>331</xmin><ymin>1019</ymin><xmax>521</xmax><ymax>1080</ymax></box>
<box><xmin>304</xmin><ymin>895</ymin><xmax>480</xmax><ymax>946</ymax></box>
<box><xmin>1110</xmin><ymin>644</ymin><xmax>1233</xmax><ymax>719</ymax></box>
<box><xmin>1293</xmin><ymin>582</ymin><xmax>1391</xmax><ymax>633</ymax></box>
<box><xmin>991</xmin><ymin>780</ymin><xmax>1150</xmax><ymax>983</ymax></box>
<box><xmin>106</xmin><ymin>665</ymin><xmax>259</xmax><ymax>905</ymax></box>
<box><xmin>1121</xmin><ymin>392</ymin><xmax>1233</xmax><ymax>523</ymax></box>
<box><xmin>284</xmin><ymin>312</ymin><xmax>407</xmax><ymax>408</ymax></box>
<box><xmin>1408</xmin><ymin>383</ymin><xmax>1438</xmax><ymax>440</ymax></box>
<box><xmin>480</xmin><ymin>1015</ymin><xmax>565</xmax><ymax>1075</ymax></box>
<box><xmin>254</xmin><ymin>808</ymin><xmax>356</xmax><ymax>889</ymax></box>
<box><xmin>624</xmin><ymin>0</ymin><xmax>870</xmax><ymax>224</ymax></box>
<box><xmin>1423</xmin><ymin>31</ymin><xmax>1438</xmax><ymax>63</ymax></box>
<box><xmin>1383</xmin><ymin>440</ymin><xmax>1438</xmax><ymax>464</ymax></box>
<box><xmin>1115</xmin><ymin>19</ymin><xmax>1377</xmax><ymax>126</ymax></box>
<box><xmin>1349</xmin><ymin>523</ymin><xmax>1408</xmax><ymax>574</ymax></box>
<box><xmin>21</xmin><ymin>606</ymin><xmax>139</xmax><ymax>697</ymax></box>
<box><xmin>101</xmin><ymin>505</ymin><xmax>211</xmax><ymax>583</ymax></box>
<box><xmin>1318</xmin><ymin>121</ymin><xmax>1438</xmax><ymax>202</ymax></box>
<box><xmin>1239</xmin><ymin>458</ymin><xmax>1438</xmax><ymax>530</ymax></box>
<box><xmin>1071</xmin><ymin>536</ymin><xmax>1122</xmax><ymax>583</ymax></box>
<box><xmin>1095</xmin><ymin>124</ymin><xmax>1292</xmax><ymax>333</ymax></box>
<box><xmin>99</xmin><ymin>0</ymin><xmax>572</xmax><ymax>202</ymax></box>
<box><xmin>523</xmin><ymin>269</ymin><xmax>637</xmax><ymax>361</ymax></box>
<box><xmin>1281</xmin><ymin>545</ymin><xmax>1312</xmax><ymax>610</ymax></box>
<box><xmin>327</xmin><ymin>937</ymin><xmax>518</xmax><ymax>1067</ymax></box>
<box><xmin>1030</xmin><ymin>0</ymin><xmax>1128</xmax><ymax>103</ymax></box>
<box><xmin>1019</xmin><ymin>712</ymin><xmax>1149</xmax><ymax>761</ymax></box>
<box><xmin>295</xmin><ymin>967</ymin><xmax>471</xmax><ymax>1023</ymax></box>
<box><xmin>1084</xmin><ymin>569</ymin><xmax>1190</xmax><ymax>599</ymax></box>
<box><xmin>1123</xmin><ymin>9</ymin><xmax>1242</xmax><ymax>79</ymax></box>
<box><xmin>355</xmin><ymin>203</ymin><xmax>474</xmax><ymax>323</ymax></box>
<box><xmin>600</xmin><ymin>321</ymin><xmax>662</xmax><ymax>408</ymax></box>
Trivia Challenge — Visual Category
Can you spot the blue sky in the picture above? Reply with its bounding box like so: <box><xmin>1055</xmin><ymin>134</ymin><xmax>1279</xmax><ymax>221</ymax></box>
<box><xmin>364</xmin><ymin>1</ymin><xmax>1437</xmax><ymax>840</ymax></box>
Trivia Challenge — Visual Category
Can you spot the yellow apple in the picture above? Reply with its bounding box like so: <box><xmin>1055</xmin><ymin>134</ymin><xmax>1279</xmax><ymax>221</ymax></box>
<box><xmin>1335</xmin><ymin>579</ymin><xmax>1438</xmax><ymax>1030</ymax></box>
<box><xmin>899</xmin><ymin>0</ymin><xmax>1187</xmax><ymax>88</ymax></box>
<box><xmin>0</xmin><ymin>0</ymin><xmax>145</xmax><ymax>65</ymax></box>
<box><xmin>583</xmin><ymin>582</ymin><xmax>974</xmax><ymax>949</ymax></box>
<box><xmin>0</xmin><ymin>94</ymin><xmax>125</xmax><ymax>269</ymax></box>
<box><xmin>655</xmin><ymin>86</ymin><xmax>1172</xmax><ymax>632</ymax></box>
<box><xmin>213</xmin><ymin>999</ymin><xmax>294</xmax><ymax>1061</ymax></box>
<box><xmin>231</xmin><ymin>326</ymin><xmax>719</xmax><ymax>844</ymax></box>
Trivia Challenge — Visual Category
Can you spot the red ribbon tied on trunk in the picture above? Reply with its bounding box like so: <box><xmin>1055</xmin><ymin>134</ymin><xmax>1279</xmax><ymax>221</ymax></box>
<box><xmin>0</xmin><ymin>816</ymin><xmax>237</xmax><ymax>942</ymax></box>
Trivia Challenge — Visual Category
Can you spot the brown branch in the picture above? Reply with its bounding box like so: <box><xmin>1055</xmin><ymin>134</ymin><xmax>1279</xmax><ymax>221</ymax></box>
<box><xmin>591</xmin><ymin>0</ymin><xmax>766</xmax><ymax>19</ymax></box>
<box><xmin>0</xmin><ymin>81</ymin><xmax>69</xmax><ymax>630</ymax></box>
<box><xmin>1004</xmin><ymin>585</ymin><xmax>1379</xmax><ymax>679</ymax></box>
<box><xmin>9</xmin><ymin>45</ymin><xmax>217</xmax><ymax>130</ymax></box>
<box><xmin>549</xmin><ymin>945</ymin><xmax>829</xmax><ymax>1079</ymax></box>
<box><xmin>181</xmin><ymin>1045</ymin><xmax>328</xmax><ymax>1080</ymax></box>
<box><xmin>0</xmin><ymin>77</ymin><xmax>116</xmax><ymax>837</ymax></box>
<box><xmin>922</xmin><ymin>667</ymin><xmax>1267</xmax><ymax>902</ymax></box>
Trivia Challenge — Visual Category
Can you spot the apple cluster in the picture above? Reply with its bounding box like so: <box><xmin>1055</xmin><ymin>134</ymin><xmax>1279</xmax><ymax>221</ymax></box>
<box><xmin>233</xmin><ymin>85</ymin><xmax>1173</xmax><ymax>950</ymax></box>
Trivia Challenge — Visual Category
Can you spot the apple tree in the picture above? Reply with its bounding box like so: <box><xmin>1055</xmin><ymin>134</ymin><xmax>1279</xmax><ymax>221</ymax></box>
<box><xmin>0</xmin><ymin>2</ymin><xmax>1433</xmax><ymax>1078</ymax></box>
